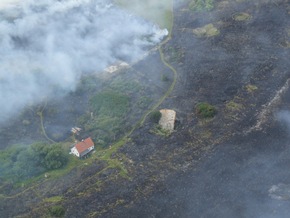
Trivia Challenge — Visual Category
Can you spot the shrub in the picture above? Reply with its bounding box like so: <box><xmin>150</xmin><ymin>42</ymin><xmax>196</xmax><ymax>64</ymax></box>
<box><xmin>149</xmin><ymin>110</ymin><xmax>162</xmax><ymax>123</ymax></box>
<box><xmin>49</xmin><ymin>205</ymin><xmax>65</xmax><ymax>217</ymax></box>
<box><xmin>196</xmin><ymin>102</ymin><xmax>216</xmax><ymax>118</ymax></box>
<box><xmin>31</xmin><ymin>143</ymin><xmax>69</xmax><ymax>170</ymax></box>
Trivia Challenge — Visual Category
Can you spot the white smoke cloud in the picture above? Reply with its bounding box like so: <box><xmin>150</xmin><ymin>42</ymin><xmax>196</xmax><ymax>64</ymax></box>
<box><xmin>0</xmin><ymin>0</ymin><xmax>166</xmax><ymax>125</ymax></box>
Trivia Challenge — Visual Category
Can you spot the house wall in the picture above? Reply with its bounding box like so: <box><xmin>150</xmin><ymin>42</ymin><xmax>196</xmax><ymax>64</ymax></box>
<box><xmin>79</xmin><ymin>146</ymin><xmax>94</xmax><ymax>158</ymax></box>
<box><xmin>71</xmin><ymin>147</ymin><xmax>80</xmax><ymax>157</ymax></box>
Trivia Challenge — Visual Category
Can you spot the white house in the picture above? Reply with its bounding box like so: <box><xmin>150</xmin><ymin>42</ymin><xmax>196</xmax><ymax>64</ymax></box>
<box><xmin>70</xmin><ymin>137</ymin><xmax>94</xmax><ymax>158</ymax></box>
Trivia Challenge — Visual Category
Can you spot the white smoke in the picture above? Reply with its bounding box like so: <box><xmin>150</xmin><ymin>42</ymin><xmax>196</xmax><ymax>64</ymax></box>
<box><xmin>0</xmin><ymin>0</ymin><xmax>166</xmax><ymax>124</ymax></box>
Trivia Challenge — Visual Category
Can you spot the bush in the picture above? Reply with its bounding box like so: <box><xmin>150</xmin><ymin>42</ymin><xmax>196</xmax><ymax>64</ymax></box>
<box><xmin>49</xmin><ymin>205</ymin><xmax>65</xmax><ymax>217</ymax></box>
<box><xmin>0</xmin><ymin>142</ymin><xmax>69</xmax><ymax>183</ymax></box>
<box><xmin>31</xmin><ymin>143</ymin><xmax>69</xmax><ymax>170</ymax></box>
<box><xmin>196</xmin><ymin>102</ymin><xmax>216</xmax><ymax>118</ymax></box>
<box><xmin>149</xmin><ymin>110</ymin><xmax>162</xmax><ymax>123</ymax></box>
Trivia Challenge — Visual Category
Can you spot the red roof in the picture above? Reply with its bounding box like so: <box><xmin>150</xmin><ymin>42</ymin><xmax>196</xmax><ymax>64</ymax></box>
<box><xmin>75</xmin><ymin>137</ymin><xmax>94</xmax><ymax>155</ymax></box>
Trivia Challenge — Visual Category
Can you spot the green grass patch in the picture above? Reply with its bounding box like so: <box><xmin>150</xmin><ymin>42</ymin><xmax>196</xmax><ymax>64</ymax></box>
<box><xmin>44</xmin><ymin>196</ymin><xmax>63</xmax><ymax>203</ymax></box>
<box><xmin>246</xmin><ymin>84</ymin><xmax>258</xmax><ymax>93</ymax></box>
<box><xmin>189</xmin><ymin>0</ymin><xmax>214</xmax><ymax>12</ymax></box>
<box><xmin>196</xmin><ymin>102</ymin><xmax>216</xmax><ymax>118</ymax></box>
<box><xmin>150</xmin><ymin>124</ymin><xmax>172</xmax><ymax>137</ymax></box>
<box><xmin>95</xmin><ymin>137</ymin><xmax>130</xmax><ymax>178</ymax></box>
<box><xmin>79</xmin><ymin>91</ymin><xmax>130</xmax><ymax>147</ymax></box>
<box><xmin>193</xmin><ymin>23</ymin><xmax>220</xmax><ymax>38</ymax></box>
<box><xmin>226</xmin><ymin>101</ymin><xmax>244</xmax><ymax>111</ymax></box>
<box><xmin>90</xmin><ymin>91</ymin><xmax>130</xmax><ymax>117</ymax></box>
<box><xmin>114</xmin><ymin>0</ymin><xmax>173</xmax><ymax>32</ymax></box>
<box><xmin>233</xmin><ymin>12</ymin><xmax>252</xmax><ymax>21</ymax></box>
<box><xmin>48</xmin><ymin>205</ymin><xmax>65</xmax><ymax>217</ymax></box>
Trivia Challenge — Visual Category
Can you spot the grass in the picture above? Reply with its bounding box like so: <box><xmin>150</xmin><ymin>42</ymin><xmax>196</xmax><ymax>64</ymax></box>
<box><xmin>233</xmin><ymin>12</ymin><xmax>252</xmax><ymax>21</ymax></box>
<box><xmin>80</xmin><ymin>90</ymin><xmax>130</xmax><ymax>147</ymax></box>
<box><xmin>246</xmin><ymin>84</ymin><xmax>258</xmax><ymax>93</ymax></box>
<box><xmin>114</xmin><ymin>0</ymin><xmax>173</xmax><ymax>33</ymax></box>
<box><xmin>44</xmin><ymin>196</ymin><xmax>63</xmax><ymax>203</ymax></box>
<box><xmin>192</xmin><ymin>23</ymin><xmax>220</xmax><ymax>38</ymax></box>
<box><xmin>226</xmin><ymin>101</ymin><xmax>244</xmax><ymax>111</ymax></box>
<box><xmin>150</xmin><ymin>125</ymin><xmax>172</xmax><ymax>137</ymax></box>
<box><xmin>196</xmin><ymin>102</ymin><xmax>216</xmax><ymax>118</ymax></box>
<box><xmin>189</xmin><ymin>0</ymin><xmax>214</xmax><ymax>12</ymax></box>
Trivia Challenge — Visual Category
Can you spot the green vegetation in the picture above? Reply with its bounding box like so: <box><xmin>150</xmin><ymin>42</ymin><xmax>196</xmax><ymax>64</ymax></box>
<box><xmin>90</xmin><ymin>91</ymin><xmax>129</xmax><ymax>117</ymax></box>
<box><xmin>150</xmin><ymin>124</ymin><xmax>172</xmax><ymax>137</ymax></box>
<box><xmin>79</xmin><ymin>91</ymin><xmax>130</xmax><ymax>147</ymax></box>
<box><xmin>137</xmin><ymin>96</ymin><xmax>152</xmax><ymax>109</ymax></box>
<box><xmin>196</xmin><ymin>102</ymin><xmax>216</xmax><ymax>118</ymax></box>
<box><xmin>0</xmin><ymin>0</ymin><xmax>178</xmax><ymax>201</ymax></box>
<box><xmin>192</xmin><ymin>24</ymin><xmax>220</xmax><ymax>38</ymax></box>
<box><xmin>246</xmin><ymin>84</ymin><xmax>258</xmax><ymax>93</ymax></box>
<box><xmin>233</xmin><ymin>12</ymin><xmax>252</xmax><ymax>21</ymax></box>
<box><xmin>49</xmin><ymin>205</ymin><xmax>65</xmax><ymax>217</ymax></box>
<box><xmin>32</xmin><ymin>143</ymin><xmax>69</xmax><ymax>170</ymax></box>
<box><xmin>114</xmin><ymin>0</ymin><xmax>173</xmax><ymax>32</ymax></box>
<box><xmin>149</xmin><ymin>110</ymin><xmax>162</xmax><ymax>123</ymax></box>
<box><xmin>166</xmin><ymin>47</ymin><xmax>184</xmax><ymax>63</ymax></box>
<box><xmin>0</xmin><ymin>143</ymin><xmax>68</xmax><ymax>183</ymax></box>
<box><xmin>226</xmin><ymin>101</ymin><xmax>244</xmax><ymax>111</ymax></box>
<box><xmin>44</xmin><ymin>196</ymin><xmax>63</xmax><ymax>203</ymax></box>
<box><xmin>189</xmin><ymin>0</ymin><xmax>214</xmax><ymax>12</ymax></box>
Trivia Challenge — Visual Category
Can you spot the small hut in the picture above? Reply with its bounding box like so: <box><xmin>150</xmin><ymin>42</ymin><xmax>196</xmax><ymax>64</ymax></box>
<box><xmin>158</xmin><ymin>109</ymin><xmax>176</xmax><ymax>132</ymax></box>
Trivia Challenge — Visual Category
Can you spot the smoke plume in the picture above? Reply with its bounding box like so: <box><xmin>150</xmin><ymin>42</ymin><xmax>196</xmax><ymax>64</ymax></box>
<box><xmin>0</xmin><ymin>0</ymin><xmax>166</xmax><ymax>125</ymax></box>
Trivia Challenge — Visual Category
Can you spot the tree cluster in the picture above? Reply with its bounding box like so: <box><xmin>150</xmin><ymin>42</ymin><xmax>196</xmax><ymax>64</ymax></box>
<box><xmin>0</xmin><ymin>142</ymin><xmax>68</xmax><ymax>183</ymax></box>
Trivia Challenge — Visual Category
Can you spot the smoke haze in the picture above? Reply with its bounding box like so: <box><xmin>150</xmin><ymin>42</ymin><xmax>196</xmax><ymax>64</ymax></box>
<box><xmin>0</xmin><ymin>0</ymin><xmax>166</xmax><ymax>125</ymax></box>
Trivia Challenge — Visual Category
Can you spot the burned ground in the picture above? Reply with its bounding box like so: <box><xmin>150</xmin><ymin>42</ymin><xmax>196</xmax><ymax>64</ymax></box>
<box><xmin>1</xmin><ymin>0</ymin><xmax>290</xmax><ymax>217</ymax></box>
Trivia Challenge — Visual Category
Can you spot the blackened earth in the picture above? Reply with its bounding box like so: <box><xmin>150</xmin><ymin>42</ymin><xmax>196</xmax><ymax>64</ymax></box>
<box><xmin>1</xmin><ymin>0</ymin><xmax>290</xmax><ymax>217</ymax></box>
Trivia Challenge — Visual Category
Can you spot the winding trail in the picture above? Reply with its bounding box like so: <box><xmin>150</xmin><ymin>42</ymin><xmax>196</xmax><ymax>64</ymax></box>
<box><xmin>37</xmin><ymin>100</ymin><xmax>56</xmax><ymax>144</ymax></box>
<box><xmin>1</xmin><ymin>1</ymin><xmax>176</xmax><ymax>203</ymax></box>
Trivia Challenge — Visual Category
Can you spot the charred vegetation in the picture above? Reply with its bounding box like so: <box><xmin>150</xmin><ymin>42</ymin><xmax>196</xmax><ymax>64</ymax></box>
<box><xmin>1</xmin><ymin>0</ymin><xmax>290</xmax><ymax>217</ymax></box>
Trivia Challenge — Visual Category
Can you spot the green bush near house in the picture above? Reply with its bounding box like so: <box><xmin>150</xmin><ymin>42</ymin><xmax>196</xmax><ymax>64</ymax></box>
<box><xmin>196</xmin><ymin>102</ymin><xmax>216</xmax><ymax>118</ymax></box>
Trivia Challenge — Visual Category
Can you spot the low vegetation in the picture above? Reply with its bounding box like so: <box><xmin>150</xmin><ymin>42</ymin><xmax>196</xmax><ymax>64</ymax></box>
<box><xmin>193</xmin><ymin>24</ymin><xmax>220</xmax><ymax>38</ymax></box>
<box><xmin>189</xmin><ymin>0</ymin><xmax>214</xmax><ymax>12</ymax></box>
<box><xmin>246</xmin><ymin>84</ymin><xmax>258</xmax><ymax>93</ymax></box>
<box><xmin>48</xmin><ymin>205</ymin><xmax>65</xmax><ymax>217</ymax></box>
<box><xmin>226</xmin><ymin>101</ymin><xmax>244</xmax><ymax>111</ymax></box>
<box><xmin>0</xmin><ymin>143</ymin><xmax>68</xmax><ymax>183</ymax></box>
<box><xmin>150</xmin><ymin>124</ymin><xmax>172</xmax><ymax>137</ymax></box>
<box><xmin>79</xmin><ymin>91</ymin><xmax>130</xmax><ymax>147</ymax></box>
<box><xmin>233</xmin><ymin>12</ymin><xmax>252</xmax><ymax>21</ymax></box>
<box><xmin>149</xmin><ymin>110</ymin><xmax>162</xmax><ymax>123</ymax></box>
<box><xmin>166</xmin><ymin>46</ymin><xmax>184</xmax><ymax>63</ymax></box>
<box><xmin>196</xmin><ymin>102</ymin><xmax>216</xmax><ymax>118</ymax></box>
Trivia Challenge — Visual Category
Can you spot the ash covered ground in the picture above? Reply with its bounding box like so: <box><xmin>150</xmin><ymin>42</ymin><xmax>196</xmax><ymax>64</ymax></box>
<box><xmin>1</xmin><ymin>0</ymin><xmax>290</xmax><ymax>217</ymax></box>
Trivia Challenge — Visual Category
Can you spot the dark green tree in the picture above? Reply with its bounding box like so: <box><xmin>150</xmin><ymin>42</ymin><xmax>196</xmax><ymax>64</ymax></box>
<box><xmin>196</xmin><ymin>102</ymin><xmax>216</xmax><ymax>118</ymax></box>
